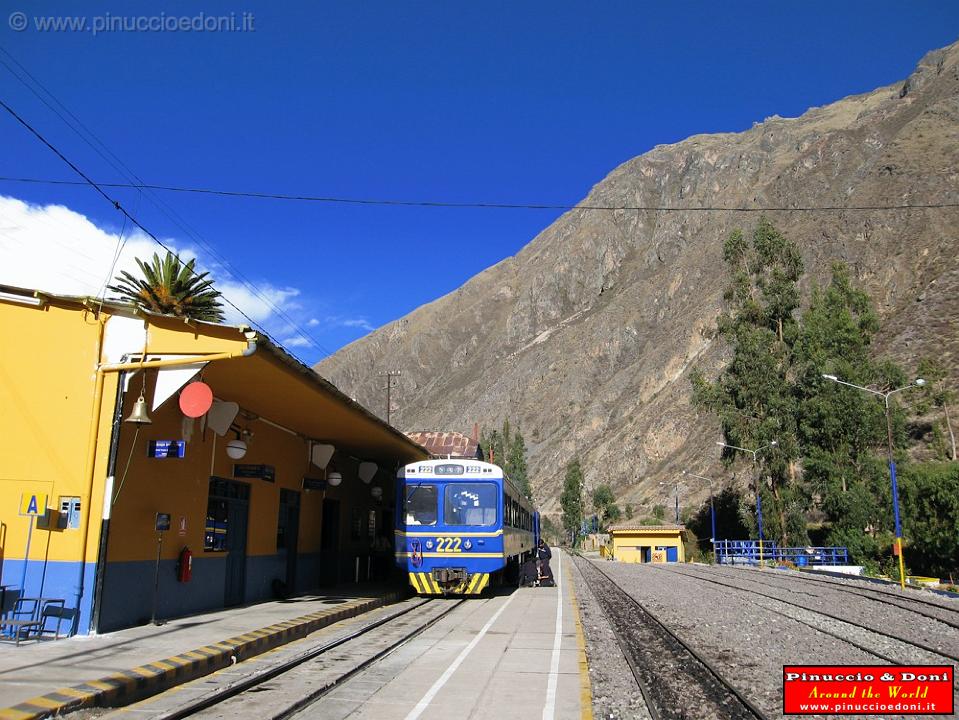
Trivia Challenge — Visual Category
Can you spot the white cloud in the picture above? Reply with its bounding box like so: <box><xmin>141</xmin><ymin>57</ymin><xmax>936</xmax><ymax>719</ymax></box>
<box><xmin>0</xmin><ymin>195</ymin><xmax>302</xmax><ymax>330</ymax></box>
<box><xmin>307</xmin><ymin>317</ymin><xmax>320</xmax><ymax>327</ymax></box>
<box><xmin>281</xmin><ymin>334</ymin><xmax>313</xmax><ymax>348</ymax></box>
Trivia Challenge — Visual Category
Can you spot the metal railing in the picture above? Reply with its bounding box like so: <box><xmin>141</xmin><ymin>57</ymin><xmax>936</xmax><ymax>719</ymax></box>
<box><xmin>714</xmin><ymin>539</ymin><xmax>849</xmax><ymax>566</ymax></box>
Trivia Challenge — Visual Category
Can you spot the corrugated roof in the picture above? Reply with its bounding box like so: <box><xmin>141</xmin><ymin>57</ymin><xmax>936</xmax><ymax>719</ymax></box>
<box><xmin>406</xmin><ymin>431</ymin><xmax>482</xmax><ymax>460</ymax></box>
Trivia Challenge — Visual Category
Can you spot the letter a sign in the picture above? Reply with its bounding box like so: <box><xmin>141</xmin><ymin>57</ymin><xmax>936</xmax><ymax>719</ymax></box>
<box><xmin>19</xmin><ymin>493</ymin><xmax>48</xmax><ymax>516</ymax></box>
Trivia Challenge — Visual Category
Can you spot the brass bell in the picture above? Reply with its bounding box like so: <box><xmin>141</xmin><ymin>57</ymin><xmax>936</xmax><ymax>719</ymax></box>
<box><xmin>125</xmin><ymin>394</ymin><xmax>153</xmax><ymax>424</ymax></box>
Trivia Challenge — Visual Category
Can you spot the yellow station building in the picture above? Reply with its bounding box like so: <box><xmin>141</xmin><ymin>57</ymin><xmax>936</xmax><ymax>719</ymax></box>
<box><xmin>0</xmin><ymin>285</ymin><xmax>427</xmax><ymax>634</ymax></box>
<box><xmin>608</xmin><ymin>524</ymin><xmax>686</xmax><ymax>563</ymax></box>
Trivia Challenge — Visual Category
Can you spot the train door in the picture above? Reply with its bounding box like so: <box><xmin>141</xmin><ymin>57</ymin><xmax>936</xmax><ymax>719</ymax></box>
<box><xmin>320</xmin><ymin>499</ymin><xmax>340</xmax><ymax>587</ymax></box>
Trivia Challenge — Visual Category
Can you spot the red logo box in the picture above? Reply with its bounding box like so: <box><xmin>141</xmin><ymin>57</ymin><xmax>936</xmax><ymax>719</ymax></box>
<box><xmin>783</xmin><ymin>665</ymin><xmax>954</xmax><ymax>715</ymax></box>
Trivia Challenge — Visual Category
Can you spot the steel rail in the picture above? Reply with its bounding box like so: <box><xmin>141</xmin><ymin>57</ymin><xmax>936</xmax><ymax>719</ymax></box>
<box><xmin>664</xmin><ymin>566</ymin><xmax>959</xmax><ymax>663</ymax></box>
<box><xmin>707</xmin><ymin>565</ymin><xmax>959</xmax><ymax>630</ymax></box>
<box><xmin>152</xmin><ymin>597</ymin><xmax>467</xmax><ymax>720</ymax></box>
<box><xmin>576</xmin><ymin>556</ymin><xmax>771</xmax><ymax>720</ymax></box>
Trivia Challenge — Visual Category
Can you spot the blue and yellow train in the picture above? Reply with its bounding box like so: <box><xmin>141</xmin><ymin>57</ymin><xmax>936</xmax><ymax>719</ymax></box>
<box><xmin>395</xmin><ymin>458</ymin><xmax>537</xmax><ymax>595</ymax></box>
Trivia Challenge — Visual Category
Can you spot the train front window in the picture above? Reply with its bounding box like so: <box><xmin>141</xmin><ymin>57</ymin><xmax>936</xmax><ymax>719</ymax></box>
<box><xmin>445</xmin><ymin>483</ymin><xmax>497</xmax><ymax>526</ymax></box>
<box><xmin>405</xmin><ymin>484</ymin><xmax>437</xmax><ymax>526</ymax></box>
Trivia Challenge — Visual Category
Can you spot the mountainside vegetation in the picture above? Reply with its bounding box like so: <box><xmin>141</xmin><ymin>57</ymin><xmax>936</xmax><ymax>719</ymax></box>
<box><xmin>318</xmin><ymin>40</ymin><xmax>959</xmax><ymax>576</ymax></box>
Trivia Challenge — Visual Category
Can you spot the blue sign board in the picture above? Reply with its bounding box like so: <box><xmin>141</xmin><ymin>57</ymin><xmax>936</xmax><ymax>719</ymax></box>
<box><xmin>148</xmin><ymin>440</ymin><xmax>185</xmax><ymax>459</ymax></box>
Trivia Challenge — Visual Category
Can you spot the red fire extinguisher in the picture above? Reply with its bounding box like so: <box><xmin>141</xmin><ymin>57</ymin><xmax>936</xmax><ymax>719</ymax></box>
<box><xmin>177</xmin><ymin>547</ymin><xmax>193</xmax><ymax>583</ymax></box>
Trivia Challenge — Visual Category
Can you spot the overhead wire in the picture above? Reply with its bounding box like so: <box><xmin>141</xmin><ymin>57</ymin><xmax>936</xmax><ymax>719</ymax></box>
<box><xmin>0</xmin><ymin>46</ymin><xmax>335</xmax><ymax>359</ymax></box>
<box><xmin>0</xmin><ymin>95</ymin><xmax>296</xmax><ymax>356</ymax></box>
<box><xmin>0</xmin><ymin>174</ymin><xmax>957</xmax><ymax>212</ymax></box>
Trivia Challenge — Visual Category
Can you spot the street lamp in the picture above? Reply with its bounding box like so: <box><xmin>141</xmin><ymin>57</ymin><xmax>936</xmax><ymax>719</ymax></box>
<box><xmin>682</xmin><ymin>470</ymin><xmax>717</xmax><ymax>561</ymax></box>
<box><xmin>658</xmin><ymin>480</ymin><xmax>684</xmax><ymax>523</ymax></box>
<box><xmin>716</xmin><ymin>439</ymin><xmax>777</xmax><ymax>564</ymax></box>
<box><xmin>822</xmin><ymin>374</ymin><xmax>925</xmax><ymax>589</ymax></box>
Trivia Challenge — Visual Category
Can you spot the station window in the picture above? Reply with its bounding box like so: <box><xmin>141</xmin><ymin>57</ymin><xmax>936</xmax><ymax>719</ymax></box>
<box><xmin>405</xmin><ymin>484</ymin><xmax>437</xmax><ymax>526</ymax></box>
<box><xmin>59</xmin><ymin>497</ymin><xmax>81</xmax><ymax>529</ymax></box>
<box><xmin>205</xmin><ymin>499</ymin><xmax>228</xmax><ymax>552</ymax></box>
<box><xmin>445</xmin><ymin>483</ymin><xmax>497</xmax><ymax>527</ymax></box>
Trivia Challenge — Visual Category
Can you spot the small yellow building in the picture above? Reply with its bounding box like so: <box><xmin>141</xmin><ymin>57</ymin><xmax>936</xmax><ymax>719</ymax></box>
<box><xmin>0</xmin><ymin>285</ymin><xmax>428</xmax><ymax>634</ymax></box>
<box><xmin>609</xmin><ymin>524</ymin><xmax>686</xmax><ymax>563</ymax></box>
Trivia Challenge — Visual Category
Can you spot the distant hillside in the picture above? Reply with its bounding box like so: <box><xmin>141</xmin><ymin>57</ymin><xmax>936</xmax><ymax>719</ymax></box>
<box><xmin>317</xmin><ymin>40</ymin><xmax>959</xmax><ymax>517</ymax></box>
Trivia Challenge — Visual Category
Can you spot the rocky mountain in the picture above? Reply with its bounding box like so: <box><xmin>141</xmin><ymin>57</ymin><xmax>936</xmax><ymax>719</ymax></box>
<box><xmin>317</xmin><ymin>40</ymin><xmax>959</xmax><ymax>519</ymax></box>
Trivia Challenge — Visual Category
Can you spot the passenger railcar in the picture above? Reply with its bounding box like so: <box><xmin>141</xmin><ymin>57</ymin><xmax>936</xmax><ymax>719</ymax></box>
<box><xmin>396</xmin><ymin>458</ymin><xmax>535</xmax><ymax>595</ymax></box>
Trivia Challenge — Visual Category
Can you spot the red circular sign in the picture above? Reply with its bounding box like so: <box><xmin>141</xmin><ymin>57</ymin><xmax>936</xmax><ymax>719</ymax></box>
<box><xmin>179</xmin><ymin>382</ymin><xmax>213</xmax><ymax>418</ymax></box>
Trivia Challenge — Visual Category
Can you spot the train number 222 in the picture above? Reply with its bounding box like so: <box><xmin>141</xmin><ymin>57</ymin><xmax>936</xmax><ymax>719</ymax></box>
<box><xmin>435</xmin><ymin>537</ymin><xmax>462</xmax><ymax>552</ymax></box>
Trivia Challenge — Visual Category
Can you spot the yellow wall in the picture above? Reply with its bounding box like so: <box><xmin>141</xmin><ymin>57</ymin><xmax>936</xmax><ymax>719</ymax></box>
<box><xmin>0</xmin><ymin>300</ymin><xmax>114</xmax><ymax>565</ymax></box>
<box><xmin>611</xmin><ymin>530</ymin><xmax>686</xmax><ymax>563</ymax></box>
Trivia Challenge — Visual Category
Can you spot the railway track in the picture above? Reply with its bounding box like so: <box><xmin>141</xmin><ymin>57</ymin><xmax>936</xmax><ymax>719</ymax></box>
<box><xmin>113</xmin><ymin>597</ymin><xmax>466</xmax><ymax>720</ymax></box>
<box><xmin>661</xmin><ymin>565</ymin><xmax>959</xmax><ymax>663</ymax></box>
<box><xmin>710</xmin><ymin>565</ymin><xmax>959</xmax><ymax>628</ymax></box>
<box><xmin>574</xmin><ymin>555</ymin><xmax>771</xmax><ymax>720</ymax></box>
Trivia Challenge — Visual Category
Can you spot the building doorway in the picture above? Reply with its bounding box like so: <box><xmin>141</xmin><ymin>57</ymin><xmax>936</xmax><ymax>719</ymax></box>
<box><xmin>320</xmin><ymin>499</ymin><xmax>340</xmax><ymax>587</ymax></box>
<box><xmin>206</xmin><ymin>478</ymin><xmax>250</xmax><ymax>607</ymax></box>
<box><xmin>278</xmin><ymin>489</ymin><xmax>300</xmax><ymax>592</ymax></box>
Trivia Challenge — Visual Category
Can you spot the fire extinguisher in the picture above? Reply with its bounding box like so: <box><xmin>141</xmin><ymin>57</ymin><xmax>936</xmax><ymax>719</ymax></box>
<box><xmin>176</xmin><ymin>547</ymin><xmax>193</xmax><ymax>583</ymax></box>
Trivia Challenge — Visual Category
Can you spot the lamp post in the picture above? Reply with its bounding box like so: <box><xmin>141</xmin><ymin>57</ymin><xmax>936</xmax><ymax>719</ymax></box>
<box><xmin>682</xmin><ymin>470</ymin><xmax>717</xmax><ymax>561</ymax></box>
<box><xmin>716</xmin><ymin>439</ymin><xmax>777</xmax><ymax>564</ymax></box>
<box><xmin>822</xmin><ymin>374</ymin><xmax>925</xmax><ymax>589</ymax></box>
<box><xmin>658</xmin><ymin>480</ymin><xmax>683</xmax><ymax>523</ymax></box>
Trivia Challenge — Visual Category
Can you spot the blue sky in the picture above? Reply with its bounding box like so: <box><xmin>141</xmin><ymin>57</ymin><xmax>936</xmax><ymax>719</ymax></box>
<box><xmin>2</xmin><ymin>2</ymin><xmax>957</xmax><ymax>363</ymax></box>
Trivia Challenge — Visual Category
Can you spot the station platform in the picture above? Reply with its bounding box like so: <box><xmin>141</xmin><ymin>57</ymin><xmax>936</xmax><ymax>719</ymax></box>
<box><xmin>0</xmin><ymin>583</ymin><xmax>405</xmax><ymax>720</ymax></box>
<box><xmin>292</xmin><ymin>549</ymin><xmax>591</xmax><ymax>720</ymax></box>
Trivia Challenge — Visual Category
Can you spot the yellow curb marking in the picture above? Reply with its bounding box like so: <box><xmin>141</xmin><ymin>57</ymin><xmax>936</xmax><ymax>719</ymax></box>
<box><xmin>567</xmin><ymin>558</ymin><xmax>594</xmax><ymax>720</ymax></box>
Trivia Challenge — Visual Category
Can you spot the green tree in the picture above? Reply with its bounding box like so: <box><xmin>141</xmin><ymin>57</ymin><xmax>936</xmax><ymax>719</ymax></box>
<box><xmin>591</xmin><ymin>484</ymin><xmax>621</xmax><ymax>529</ymax></box>
<box><xmin>560</xmin><ymin>459</ymin><xmax>584</xmax><ymax>545</ymax></box>
<box><xmin>108</xmin><ymin>251</ymin><xmax>225</xmax><ymax>322</ymax></box>
<box><xmin>624</xmin><ymin>503</ymin><xmax>634</xmax><ymax>520</ymax></box>
<box><xmin>506</xmin><ymin>427</ymin><xmax>532</xmax><ymax>498</ymax></box>
<box><xmin>652</xmin><ymin>504</ymin><xmax>666</xmax><ymax>522</ymax></box>
<box><xmin>898</xmin><ymin>462</ymin><xmax>959</xmax><ymax>579</ymax></box>
<box><xmin>691</xmin><ymin>218</ymin><xmax>805</xmax><ymax>546</ymax></box>
<box><xmin>794</xmin><ymin>264</ymin><xmax>908</xmax><ymax>563</ymax></box>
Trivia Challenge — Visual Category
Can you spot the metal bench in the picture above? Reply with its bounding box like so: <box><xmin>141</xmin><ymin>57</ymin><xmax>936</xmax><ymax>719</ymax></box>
<box><xmin>0</xmin><ymin>598</ymin><xmax>66</xmax><ymax>645</ymax></box>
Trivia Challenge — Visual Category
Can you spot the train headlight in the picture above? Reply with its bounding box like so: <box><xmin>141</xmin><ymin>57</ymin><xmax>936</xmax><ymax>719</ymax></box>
<box><xmin>425</xmin><ymin>540</ymin><xmax>434</xmax><ymax>550</ymax></box>
<box><xmin>464</xmin><ymin>539</ymin><xmax>472</xmax><ymax>550</ymax></box>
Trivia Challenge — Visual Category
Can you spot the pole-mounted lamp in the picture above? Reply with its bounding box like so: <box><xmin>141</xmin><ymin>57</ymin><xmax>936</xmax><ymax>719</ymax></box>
<box><xmin>822</xmin><ymin>373</ymin><xmax>925</xmax><ymax>589</ymax></box>
<box><xmin>716</xmin><ymin>439</ymin><xmax>777</xmax><ymax>564</ymax></box>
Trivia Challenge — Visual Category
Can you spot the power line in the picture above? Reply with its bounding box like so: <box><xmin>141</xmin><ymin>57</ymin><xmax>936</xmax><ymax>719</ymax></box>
<box><xmin>0</xmin><ymin>174</ymin><xmax>957</xmax><ymax>212</ymax></box>
<box><xmin>0</xmin><ymin>47</ymin><xmax>335</xmax><ymax>359</ymax></box>
<box><xmin>0</xmin><ymin>96</ymin><xmax>289</xmax><ymax>351</ymax></box>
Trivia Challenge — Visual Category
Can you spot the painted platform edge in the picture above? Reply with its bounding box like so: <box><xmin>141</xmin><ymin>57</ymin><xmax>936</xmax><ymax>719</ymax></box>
<box><xmin>565</xmin><ymin>552</ymin><xmax>593</xmax><ymax>720</ymax></box>
<box><xmin>0</xmin><ymin>590</ymin><xmax>405</xmax><ymax>720</ymax></box>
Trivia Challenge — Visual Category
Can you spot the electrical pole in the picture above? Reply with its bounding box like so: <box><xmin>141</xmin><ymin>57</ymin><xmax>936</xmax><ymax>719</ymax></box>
<box><xmin>383</xmin><ymin>371</ymin><xmax>402</xmax><ymax>426</ymax></box>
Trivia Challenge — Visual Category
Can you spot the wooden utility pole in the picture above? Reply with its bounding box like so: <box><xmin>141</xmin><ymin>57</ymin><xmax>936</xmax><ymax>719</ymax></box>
<box><xmin>384</xmin><ymin>371</ymin><xmax>402</xmax><ymax>426</ymax></box>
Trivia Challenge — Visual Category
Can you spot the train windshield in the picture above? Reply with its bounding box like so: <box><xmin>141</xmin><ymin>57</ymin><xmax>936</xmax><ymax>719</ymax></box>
<box><xmin>405</xmin><ymin>484</ymin><xmax>437</xmax><ymax>526</ymax></box>
<box><xmin>444</xmin><ymin>483</ymin><xmax>498</xmax><ymax>526</ymax></box>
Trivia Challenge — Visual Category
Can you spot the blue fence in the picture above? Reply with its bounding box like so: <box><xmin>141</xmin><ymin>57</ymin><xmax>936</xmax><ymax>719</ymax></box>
<box><xmin>714</xmin><ymin>539</ymin><xmax>849</xmax><ymax>566</ymax></box>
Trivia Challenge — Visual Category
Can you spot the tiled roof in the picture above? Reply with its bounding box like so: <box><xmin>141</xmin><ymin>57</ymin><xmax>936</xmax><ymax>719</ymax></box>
<box><xmin>608</xmin><ymin>523</ymin><xmax>686</xmax><ymax>532</ymax></box>
<box><xmin>406</xmin><ymin>431</ymin><xmax>482</xmax><ymax>460</ymax></box>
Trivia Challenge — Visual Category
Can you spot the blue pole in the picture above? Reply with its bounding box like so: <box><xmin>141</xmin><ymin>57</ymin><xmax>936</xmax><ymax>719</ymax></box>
<box><xmin>756</xmin><ymin>493</ymin><xmax>764</xmax><ymax>562</ymax></box>
<box><xmin>710</xmin><ymin>494</ymin><xmax>717</xmax><ymax>562</ymax></box>
<box><xmin>889</xmin><ymin>460</ymin><xmax>902</xmax><ymax>537</ymax></box>
<box><xmin>20</xmin><ymin>515</ymin><xmax>35</xmax><ymax>597</ymax></box>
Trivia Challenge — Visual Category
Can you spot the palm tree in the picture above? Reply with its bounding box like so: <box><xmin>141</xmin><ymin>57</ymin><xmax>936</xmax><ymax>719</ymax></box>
<box><xmin>108</xmin><ymin>251</ymin><xmax>225</xmax><ymax>323</ymax></box>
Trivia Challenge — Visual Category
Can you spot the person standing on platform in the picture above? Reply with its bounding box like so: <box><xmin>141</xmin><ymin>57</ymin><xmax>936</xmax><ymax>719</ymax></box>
<box><xmin>536</xmin><ymin>540</ymin><xmax>554</xmax><ymax>586</ymax></box>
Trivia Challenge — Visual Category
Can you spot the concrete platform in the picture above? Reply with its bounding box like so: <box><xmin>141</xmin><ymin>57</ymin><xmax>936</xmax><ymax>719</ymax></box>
<box><xmin>0</xmin><ymin>583</ymin><xmax>405</xmax><ymax>720</ymax></box>
<box><xmin>293</xmin><ymin>550</ymin><xmax>592</xmax><ymax>720</ymax></box>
